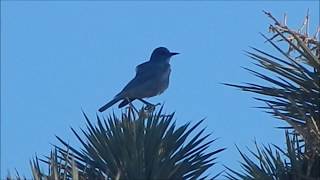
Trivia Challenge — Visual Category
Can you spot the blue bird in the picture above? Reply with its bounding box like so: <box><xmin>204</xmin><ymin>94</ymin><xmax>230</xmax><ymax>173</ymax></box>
<box><xmin>99</xmin><ymin>47</ymin><xmax>179</xmax><ymax>112</ymax></box>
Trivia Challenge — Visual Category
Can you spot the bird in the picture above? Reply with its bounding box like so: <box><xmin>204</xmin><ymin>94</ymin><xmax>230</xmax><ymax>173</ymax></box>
<box><xmin>98</xmin><ymin>47</ymin><xmax>179</xmax><ymax>112</ymax></box>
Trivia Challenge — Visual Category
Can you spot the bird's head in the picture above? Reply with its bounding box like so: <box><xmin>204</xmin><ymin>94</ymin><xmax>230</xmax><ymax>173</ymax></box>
<box><xmin>150</xmin><ymin>47</ymin><xmax>179</xmax><ymax>63</ymax></box>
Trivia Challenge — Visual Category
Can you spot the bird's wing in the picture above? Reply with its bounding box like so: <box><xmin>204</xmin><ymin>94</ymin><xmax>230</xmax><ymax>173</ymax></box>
<box><xmin>135</xmin><ymin>61</ymin><xmax>150</xmax><ymax>74</ymax></box>
<box><xmin>135</xmin><ymin>61</ymin><xmax>156</xmax><ymax>80</ymax></box>
<box><xmin>116</xmin><ymin>61</ymin><xmax>158</xmax><ymax>97</ymax></box>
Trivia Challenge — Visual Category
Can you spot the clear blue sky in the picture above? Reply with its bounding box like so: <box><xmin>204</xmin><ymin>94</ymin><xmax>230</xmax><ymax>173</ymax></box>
<box><xmin>1</xmin><ymin>1</ymin><xmax>319</xmax><ymax>178</ymax></box>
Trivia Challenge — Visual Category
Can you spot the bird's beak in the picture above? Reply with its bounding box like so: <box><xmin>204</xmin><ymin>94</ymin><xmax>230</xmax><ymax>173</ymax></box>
<box><xmin>170</xmin><ymin>52</ymin><xmax>179</xmax><ymax>56</ymax></box>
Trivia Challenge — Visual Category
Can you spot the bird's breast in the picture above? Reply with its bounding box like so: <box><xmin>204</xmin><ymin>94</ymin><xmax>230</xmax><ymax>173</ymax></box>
<box><xmin>156</xmin><ymin>66</ymin><xmax>171</xmax><ymax>95</ymax></box>
<box><xmin>161</xmin><ymin>66</ymin><xmax>171</xmax><ymax>80</ymax></box>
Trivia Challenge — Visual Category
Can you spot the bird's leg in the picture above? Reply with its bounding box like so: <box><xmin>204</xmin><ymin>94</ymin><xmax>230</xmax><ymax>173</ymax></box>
<box><xmin>138</xmin><ymin>98</ymin><xmax>159</xmax><ymax>106</ymax></box>
<box><xmin>126</xmin><ymin>97</ymin><xmax>139</xmax><ymax>114</ymax></box>
<box><xmin>137</xmin><ymin>98</ymin><xmax>160</xmax><ymax>112</ymax></box>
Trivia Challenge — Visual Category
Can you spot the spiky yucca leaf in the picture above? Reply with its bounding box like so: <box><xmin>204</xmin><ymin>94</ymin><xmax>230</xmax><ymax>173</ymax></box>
<box><xmin>54</xmin><ymin>106</ymin><xmax>224</xmax><ymax>179</ymax></box>
<box><xmin>225</xmin><ymin>36</ymin><xmax>319</xmax><ymax>136</ymax></box>
<box><xmin>225</xmin><ymin>12</ymin><xmax>320</xmax><ymax>155</ymax></box>
<box><xmin>6</xmin><ymin>171</ymin><xmax>27</xmax><ymax>180</ymax></box>
<box><xmin>226</xmin><ymin>131</ymin><xmax>320</xmax><ymax>179</ymax></box>
<box><xmin>225</xmin><ymin>12</ymin><xmax>320</xmax><ymax>179</ymax></box>
<box><xmin>29</xmin><ymin>148</ymin><xmax>81</xmax><ymax>180</ymax></box>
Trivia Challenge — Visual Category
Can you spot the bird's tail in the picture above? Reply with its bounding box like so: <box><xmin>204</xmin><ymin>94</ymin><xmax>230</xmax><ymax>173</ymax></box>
<box><xmin>118</xmin><ymin>98</ymin><xmax>135</xmax><ymax>108</ymax></box>
<box><xmin>99</xmin><ymin>98</ymin><xmax>120</xmax><ymax>112</ymax></box>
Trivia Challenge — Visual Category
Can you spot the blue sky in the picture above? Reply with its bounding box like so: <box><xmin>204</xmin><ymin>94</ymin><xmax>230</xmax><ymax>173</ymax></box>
<box><xmin>1</xmin><ymin>1</ymin><xmax>319</xmax><ymax>178</ymax></box>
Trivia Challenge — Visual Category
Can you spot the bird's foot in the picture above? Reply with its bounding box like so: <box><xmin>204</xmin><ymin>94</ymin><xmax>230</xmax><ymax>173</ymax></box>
<box><xmin>143</xmin><ymin>103</ymin><xmax>161</xmax><ymax>112</ymax></box>
<box><xmin>138</xmin><ymin>98</ymin><xmax>161</xmax><ymax>112</ymax></box>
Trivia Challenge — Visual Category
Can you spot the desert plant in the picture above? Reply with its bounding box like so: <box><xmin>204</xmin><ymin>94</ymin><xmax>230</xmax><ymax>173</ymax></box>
<box><xmin>226</xmin><ymin>11</ymin><xmax>320</xmax><ymax>179</ymax></box>
<box><xmin>32</xmin><ymin>107</ymin><xmax>225</xmax><ymax>179</ymax></box>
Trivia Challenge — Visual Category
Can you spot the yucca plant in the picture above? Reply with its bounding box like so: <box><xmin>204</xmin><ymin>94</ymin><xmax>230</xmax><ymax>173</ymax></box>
<box><xmin>226</xmin><ymin>131</ymin><xmax>319</xmax><ymax>180</ymax></box>
<box><xmin>6</xmin><ymin>171</ymin><xmax>27</xmax><ymax>180</ymax></box>
<box><xmin>225</xmin><ymin>11</ymin><xmax>319</xmax><ymax>179</ymax></box>
<box><xmin>30</xmin><ymin>149</ymin><xmax>80</xmax><ymax>180</ymax></box>
<box><xmin>37</xmin><ymin>106</ymin><xmax>225</xmax><ymax>179</ymax></box>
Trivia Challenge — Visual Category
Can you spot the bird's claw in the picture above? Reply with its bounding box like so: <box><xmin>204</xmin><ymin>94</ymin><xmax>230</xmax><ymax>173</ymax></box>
<box><xmin>144</xmin><ymin>103</ymin><xmax>161</xmax><ymax>112</ymax></box>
